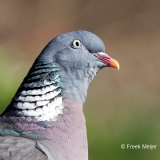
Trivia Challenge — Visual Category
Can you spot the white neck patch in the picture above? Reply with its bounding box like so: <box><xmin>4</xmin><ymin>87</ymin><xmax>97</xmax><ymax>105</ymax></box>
<box><xmin>12</xmin><ymin>84</ymin><xmax>65</xmax><ymax>122</ymax></box>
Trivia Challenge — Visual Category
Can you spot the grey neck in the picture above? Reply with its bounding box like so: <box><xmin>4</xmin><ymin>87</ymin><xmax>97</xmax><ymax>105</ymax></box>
<box><xmin>2</xmin><ymin>61</ymin><xmax>99</xmax><ymax>123</ymax></box>
<box><xmin>59</xmin><ymin>62</ymin><xmax>99</xmax><ymax>104</ymax></box>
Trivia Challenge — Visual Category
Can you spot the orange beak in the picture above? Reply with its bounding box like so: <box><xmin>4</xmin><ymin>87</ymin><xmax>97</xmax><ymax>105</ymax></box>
<box><xmin>109</xmin><ymin>58</ymin><xmax>120</xmax><ymax>70</ymax></box>
<box><xmin>94</xmin><ymin>52</ymin><xmax>120</xmax><ymax>70</ymax></box>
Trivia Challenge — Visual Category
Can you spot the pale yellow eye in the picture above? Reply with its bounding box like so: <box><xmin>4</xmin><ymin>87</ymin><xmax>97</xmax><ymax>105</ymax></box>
<box><xmin>71</xmin><ymin>39</ymin><xmax>81</xmax><ymax>49</ymax></box>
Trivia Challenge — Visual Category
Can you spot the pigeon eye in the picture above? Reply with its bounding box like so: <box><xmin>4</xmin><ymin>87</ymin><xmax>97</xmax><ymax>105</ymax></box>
<box><xmin>71</xmin><ymin>40</ymin><xmax>81</xmax><ymax>49</ymax></box>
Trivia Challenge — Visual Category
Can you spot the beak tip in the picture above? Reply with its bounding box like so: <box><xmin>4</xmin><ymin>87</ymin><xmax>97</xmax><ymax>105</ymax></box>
<box><xmin>110</xmin><ymin>59</ymin><xmax>120</xmax><ymax>70</ymax></box>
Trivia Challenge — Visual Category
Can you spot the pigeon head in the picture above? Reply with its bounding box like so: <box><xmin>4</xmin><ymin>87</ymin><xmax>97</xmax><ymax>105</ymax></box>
<box><xmin>37</xmin><ymin>30</ymin><xmax>119</xmax><ymax>70</ymax></box>
<box><xmin>36</xmin><ymin>30</ymin><xmax>119</xmax><ymax>103</ymax></box>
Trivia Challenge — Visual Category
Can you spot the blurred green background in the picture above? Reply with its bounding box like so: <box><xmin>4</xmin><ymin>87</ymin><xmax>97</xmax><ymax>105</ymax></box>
<box><xmin>0</xmin><ymin>1</ymin><xmax>160</xmax><ymax>159</ymax></box>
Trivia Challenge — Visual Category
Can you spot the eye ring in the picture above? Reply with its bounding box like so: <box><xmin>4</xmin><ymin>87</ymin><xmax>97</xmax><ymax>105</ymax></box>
<box><xmin>71</xmin><ymin>39</ymin><xmax>81</xmax><ymax>49</ymax></box>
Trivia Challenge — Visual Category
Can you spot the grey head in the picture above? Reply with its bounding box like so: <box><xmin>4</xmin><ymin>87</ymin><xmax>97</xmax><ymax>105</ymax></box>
<box><xmin>2</xmin><ymin>30</ymin><xmax>119</xmax><ymax>122</ymax></box>
<box><xmin>36</xmin><ymin>30</ymin><xmax>119</xmax><ymax>103</ymax></box>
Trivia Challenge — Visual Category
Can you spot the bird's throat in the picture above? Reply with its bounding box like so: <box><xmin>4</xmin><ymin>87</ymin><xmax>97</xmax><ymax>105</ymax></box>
<box><xmin>59</xmin><ymin>62</ymin><xmax>98</xmax><ymax>104</ymax></box>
